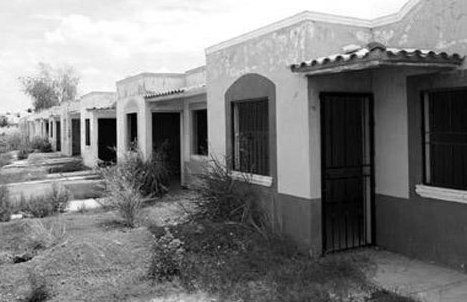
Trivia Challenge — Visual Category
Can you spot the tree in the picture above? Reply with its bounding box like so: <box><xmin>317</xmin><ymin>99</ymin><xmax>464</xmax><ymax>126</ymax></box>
<box><xmin>19</xmin><ymin>63</ymin><xmax>80</xmax><ymax>112</ymax></box>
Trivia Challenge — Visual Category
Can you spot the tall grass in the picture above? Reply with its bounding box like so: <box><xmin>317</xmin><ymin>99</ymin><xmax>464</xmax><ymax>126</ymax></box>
<box><xmin>14</xmin><ymin>183</ymin><xmax>71</xmax><ymax>218</ymax></box>
<box><xmin>26</xmin><ymin>219</ymin><xmax>67</xmax><ymax>250</ymax></box>
<box><xmin>30</xmin><ymin>137</ymin><xmax>52</xmax><ymax>153</ymax></box>
<box><xmin>0</xmin><ymin>186</ymin><xmax>11</xmax><ymax>222</ymax></box>
<box><xmin>190</xmin><ymin>155</ymin><xmax>268</xmax><ymax>234</ymax></box>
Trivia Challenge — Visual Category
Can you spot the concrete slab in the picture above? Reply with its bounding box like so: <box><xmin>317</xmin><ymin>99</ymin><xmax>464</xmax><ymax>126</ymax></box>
<box><xmin>67</xmin><ymin>198</ymin><xmax>102</xmax><ymax>212</ymax></box>
<box><xmin>6</xmin><ymin>178</ymin><xmax>103</xmax><ymax>202</ymax></box>
<box><xmin>366</xmin><ymin>250</ymin><xmax>467</xmax><ymax>302</ymax></box>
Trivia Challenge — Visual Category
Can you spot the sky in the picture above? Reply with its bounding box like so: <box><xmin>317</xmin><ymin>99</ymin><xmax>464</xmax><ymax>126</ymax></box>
<box><xmin>0</xmin><ymin>0</ymin><xmax>409</xmax><ymax>112</ymax></box>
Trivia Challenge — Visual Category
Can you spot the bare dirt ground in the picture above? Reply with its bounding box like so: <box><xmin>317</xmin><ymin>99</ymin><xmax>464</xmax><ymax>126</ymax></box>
<box><xmin>0</xmin><ymin>190</ymin><xmax>204</xmax><ymax>302</ymax></box>
<box><xmin>0</xmin><ymin>188</ymin><xmax>415</xmax><ymax>302</ymax></box>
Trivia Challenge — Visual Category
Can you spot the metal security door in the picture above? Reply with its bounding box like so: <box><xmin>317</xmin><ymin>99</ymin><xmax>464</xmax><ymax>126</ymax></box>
<box><xmin>321</xmin><ymin>93</ymin><xmax>375</xmax><ymax>253</ymax></box>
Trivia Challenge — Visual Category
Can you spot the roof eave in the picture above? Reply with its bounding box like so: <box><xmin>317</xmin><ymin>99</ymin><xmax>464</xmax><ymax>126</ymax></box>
<box><xmin>145</xmin><ymin>87</ymin><xmax>207</xmax><ymax>102</ymax></box>
<box><xmin>292</xmin><ymin>59</ymin><xmax>463</xmax><ymax>76</ymax></box>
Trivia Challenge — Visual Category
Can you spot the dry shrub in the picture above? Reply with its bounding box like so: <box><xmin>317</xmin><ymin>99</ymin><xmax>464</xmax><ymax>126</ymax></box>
<box><xmin>31</xmin><ymin>137</ymin><xmax>52</xmax><ymax>153</ymax></box>
<box><xmin>99</xmin><ymin>146</ymin><xmax>170</xmax><ymax>199</ymax></box>
<box><xmin>16</xmin><ymin>183</ymin><xmax>71</xmax><ymax>218</ymax></box>
<box><xmin>148</xmin><ymin>227</ymin><xmax>185</xmax><ymax>282</ymax></box>
<box><xmin>149</xmin><ymin>222</ymin><xmax>374</xmax><ymax>302</ymax></box>
<box><xmin>190</xmin><ymin>155</ymin><xmax>268</xmax><ymax>234</ymax></box>
<box><xmin>0</xmin><ymin>185</ymin><xmax>12</xmax><ymax>222</ymax></box>
<box><xmin>23</xmin><ymin>270</ymin><xmax>50</xmax><ymax>302</ymax></box>
<box><xmin>26</xmin><ymin>219</ymin><xmax>67</xmax><ymax>250</ymax></box>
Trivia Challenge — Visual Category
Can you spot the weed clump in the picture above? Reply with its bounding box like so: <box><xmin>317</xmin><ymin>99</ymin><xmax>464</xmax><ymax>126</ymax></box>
<box><xmin>148</xmin><ymin>227</ymin><xmax>185</xmax><ymax>282</ymax></box>
<box><xmin>15</xmin><ymin>183</ymin><xmax>71</xmax><ymax>218</ymax></box>
<box><xmin>31</xmin><ymin>137</ymin><xmax>52</xmax><ymax>153</ymax></box>
<box><xmin>99</xmin><ymin>147</ymin><xmax>170</xmax><ymax>227</ymax></box>
<box><xmin>0</xmin><ymin>185</ymin><xmax>11</xmax><ymax>222</ymax></box>
<box><xmin>24</xmin><ymin>271</ymin><xmax>50</xmax><ymax>302</ymax></box>
<box><xmin>190</xmin><ymin>155</ymin><xmax>268</xmax><ymax>233</ymax></box>
<box><xmin>26</xmin><ymin>219</ymin><xmax>67</xmax><ymax>250</ymax></box>
<box><xmin>100</xmin><ymin>146</ymin><xmax>170</xmax><ymax>199</ymax></box>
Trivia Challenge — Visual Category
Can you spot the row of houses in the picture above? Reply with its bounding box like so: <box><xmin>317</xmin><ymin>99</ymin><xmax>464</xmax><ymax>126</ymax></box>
<box><xmin>19</xmin><ymin>0</ymin><xmax>467</xmax><ymax>270</ymax></box>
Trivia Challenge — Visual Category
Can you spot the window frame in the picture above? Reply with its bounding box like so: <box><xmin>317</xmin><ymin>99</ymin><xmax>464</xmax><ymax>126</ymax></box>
<box><xmin>230</xmin><ymin>97</ymin><xmax>270</xmax><ymax>177</ymax></box>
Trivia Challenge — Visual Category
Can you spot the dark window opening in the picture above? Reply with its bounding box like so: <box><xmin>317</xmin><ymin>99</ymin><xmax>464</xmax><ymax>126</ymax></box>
<box><xmin>423</xmin><ymin>89</ymin><xmax>467</xmax><ymax>190</ymax></box>
<box><xmin>50</xmin><ymin>122</ymin><xmax>53</xmax><ymax>138</ymax></box>
<box><xmin>192</xmin><ymin>109</ymin><xmax>208</xmax><ymax>155</ymax></box>
<box><xmin>45</xmin><ymin>122</ymin><xmax>49</xmax><ymax>136</ymax></box>
<box><xmin>85</xmin><ymin>119</ymin><xmax>91</xmax><ymax>146</ymax></box>
<box><xmin>232</xmin><ymin>99</ymin><xmax>269</xmax><ymax>176</ymax></box>
<box><xmin>127</xmin><ymin>113</ymin><xmax>138</xmax><ymax>149</ymax></box>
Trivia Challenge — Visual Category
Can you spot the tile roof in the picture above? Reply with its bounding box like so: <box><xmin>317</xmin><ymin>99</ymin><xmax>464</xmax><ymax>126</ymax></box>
<box><xmin>144</xmin><ymin>84</ymin><xmax>206</xmax><ymax>100</ymax></box>
<box><xmin>86</xmin><ymin>102</ymin><xmax>116</xmax><ymax>111</ymax></box>
<box><xmin>291</xmin><ymin>42</ymin><xmax>464</xmax><ymax>75</ymax></box>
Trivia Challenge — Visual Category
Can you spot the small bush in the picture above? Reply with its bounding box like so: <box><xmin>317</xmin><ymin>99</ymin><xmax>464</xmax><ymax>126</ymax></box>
<box><xmin>191</xmin><ymin>155</ymin><xmax>267</xmax><ymax>233</ymax></box>
<box><xmin>149</xmin><ymin>222</ymin><xmax>372</xmax><ymax>302</ymax></box>
<box><xmin>101</xmin><ymin>177</ymin><xmax>143</xmax><ymax>228</ymax></box>
<box><xmin>148</xmin><ymin>227</ymin><xmax>185</xmax><ymax>282</ymax></box>
<box><xmin>24</xmin><ymin>271</ymin><xmax>50</xmax><ymax>302</ymax></box>
<box><xmin>16</xmin><ymin>184</ymin><xmax>71</xmax><ymax>218</ymax></box>
<box><xmin>48</xmin><ymin>182</ymin><xmax>71</xmax><ymax>213</ymax></box>
<box><xmin>31</xmin><ymin>137</ymin><xmax>52</xmax><ymax>153</ymax></box>
<box><xmin>0</xmin><ymin>152</ymin><xmax>12</xmax><ymax>167</ymax></box>
<box><xmin>99</xmin><ymin>146</ymin><xmax>170</xmax><ymax>199</ymax></box>
<box><xmin>0</xmin><ymin>186</ymin><xmax>11</xmax><ymax>222</ymax></box>
<box><xmin>6</xmin><ymin>129</ymin><xmax>24</xmax><ymax>151</ymax></box>
<box><xmin>26</xmin><ymin>219</ymin><xmax>67</xmax><ymax>250</ymax></box>
<box><xmin>18</xmin><ymin>147</ymin><xmax>32</xmax><ymax>160</ymax></box>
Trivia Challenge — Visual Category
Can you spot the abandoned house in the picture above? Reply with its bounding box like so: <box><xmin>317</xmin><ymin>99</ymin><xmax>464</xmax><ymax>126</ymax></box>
<box><xmin>19</xmin><ymin>0</ymin><xmax>467</xmax><ymax>270</ymax></box>
<box><xmin>79</xmin><ymin>92</ymin><xmax>117</xmax><ymax>167</ymax></box>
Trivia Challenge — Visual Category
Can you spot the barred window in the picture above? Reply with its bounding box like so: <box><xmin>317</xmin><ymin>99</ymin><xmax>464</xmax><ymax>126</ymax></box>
<box><xmin>232</xmin><ymin>99</ymin><xmax>269</xmax><ymax>176</ymax></box>
<box><xmin>423</xmin><ymin>89</ymin><xmax>467</xmax><ymax>190</ymax></box>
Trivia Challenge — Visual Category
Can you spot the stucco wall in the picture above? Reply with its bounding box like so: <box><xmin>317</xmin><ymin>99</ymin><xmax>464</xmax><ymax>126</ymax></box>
<box><xmin>185</xmin><ymin>67</ymin><xmax>206</xmax><ymax>88</ymax></box>
<box><xmin>117</xmin><ymin>74</ymin><xmax>185</xmax><ymax>99</ymax></box>
<box><xmin>207</xmin><ymin>20</ymin><xmax>371</xmax><ymax>200</ymax></box>
<box><xmin>148</xmin><ymin>93</ymin><xmax>208</xmax><ymax>185</ymax></box>
<box><xmin>374</xmin><ymin>0</ymin><xmax>467</xmax><ymax>62</ymax></box>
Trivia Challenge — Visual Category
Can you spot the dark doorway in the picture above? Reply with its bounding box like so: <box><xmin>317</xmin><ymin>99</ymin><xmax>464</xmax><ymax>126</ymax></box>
<box><xmin>71</xmin><ymin>119</ymin><xmax>81</xmax><ymax>156</ymax></box>
<box><xmin>152</xmin><ymin>112</ymin><xmax>181</xmax><ymax>179</ymax></box>
<box><xmin>320</xmin><ymin>93</ymin><xmax>375</xmax><ymax>253</ymax></box>
<box><xmin>56</xmin><ymin>121</ymin><xmax>61</xmax><ymax>151</ymax></box>
<box><xmin>98</xmin><ymin>118</ymin><xmax>117</xmax><ymax>163</ymax></box>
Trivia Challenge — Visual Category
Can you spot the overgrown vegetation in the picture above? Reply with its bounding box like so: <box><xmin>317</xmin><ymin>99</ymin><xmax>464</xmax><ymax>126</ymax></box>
<box><xmin>23</xmin><ymin>271</ymin><xmax>50</xmax><ymax>302</ymax></box>
<box><xmin>0</xmin><ymin>186</ymin><xmax>11</xmax><ymax>222</ymax></box>
<box><xmin>148</xmin><ymin>227</ymin><xmax>185</xmax><ymax>282</ymax></box>
<box><xmin>190</xmin><ymin>155</ymin><xmax>268</xmax><ymax>234</ymax></box>
<box><xmin>144</xmin><ymin>156</ymin><xmax>418</xmax><ymax>301</ymax></box>
<box><xmin>30</xmin><ymin>137</ymin><xmax>52</xmax><ymax>153</ymax></box>
<box><xmin>14</xmin><ymin>183</ymin><xmax>71</xmax><ymax>218</ymax></box>
<box><xmin>25</xmin><ymin>219</ymin><xmax>67</xmax><ymax>250</ymax></box>
<box><xmin>99</xmin><ymin>147</ymin><xmax>170</xmax><ymax>227</ymax></box>
<box><xmin>148</xmin><ymin>222</ymin><xmax>378</xmax><ymax>302</ymax></box>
